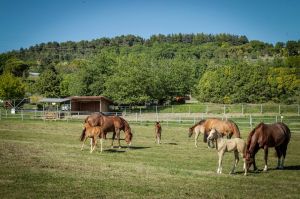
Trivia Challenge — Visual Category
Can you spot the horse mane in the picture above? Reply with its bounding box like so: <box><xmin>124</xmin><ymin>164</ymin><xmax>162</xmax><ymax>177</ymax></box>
<box><xmin>228</xmin><ymin>120</ymin><xmax>241</xmax><ymax>138</ymax></box>
<box><xmin>247</xmin><ymin>122</ymin><xmax>264</xmax><ymax>149</ymax></box>
<box><xmin>190</xmin><ymin>119</ymin><xmax>206</xmax><ymax>130</ymax></box>
<box><xmin>119</xmin><ymin>116</ymin><xmax>131</xmax><ymax>131</ymax></box>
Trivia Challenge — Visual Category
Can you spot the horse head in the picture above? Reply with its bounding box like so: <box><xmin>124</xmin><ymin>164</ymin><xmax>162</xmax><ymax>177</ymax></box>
<box><xmin>125</xmin><ymin>129</ymin><xmax>133</xmax><ymax>145</ymax></box>
<box><xmin>188</xmin><ymin>127</ymin><xmax>194</xmax><ymax>137</ymax></box>
<box><xmin>207</xmin><ymin>128</ymin><xmax>220</xmax><ymax>148</ymax></box>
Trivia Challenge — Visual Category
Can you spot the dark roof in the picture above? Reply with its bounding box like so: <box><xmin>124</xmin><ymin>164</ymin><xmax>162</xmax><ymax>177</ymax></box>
<box><xmin>68</xmin><ymin>96</ymin><xmax>113</xmax><ymax>103</ymax></box>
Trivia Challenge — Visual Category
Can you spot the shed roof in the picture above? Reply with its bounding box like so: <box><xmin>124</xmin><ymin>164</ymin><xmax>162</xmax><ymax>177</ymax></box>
<box><xmin>69</xmin><ymin>96</ymin><xmax>113</xmax><ymax>103</ymax></box>
<box><xmin>39</xmin><ymin>98</ymin><xmax>70</xmax><ymax>103</ymax></box>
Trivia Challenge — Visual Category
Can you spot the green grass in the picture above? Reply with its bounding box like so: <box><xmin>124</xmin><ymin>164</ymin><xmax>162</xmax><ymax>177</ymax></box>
<box><xmin>0</xmin><ymin>119</ymin><xmax>299</xmax><ymax>198</ymax></box>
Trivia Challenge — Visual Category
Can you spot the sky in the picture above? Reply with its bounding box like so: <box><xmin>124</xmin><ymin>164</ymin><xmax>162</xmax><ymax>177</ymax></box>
<box><xmin>0</xmin><ymin>0</ymin><xmax>300</xmax><ymax>53</ymax></box>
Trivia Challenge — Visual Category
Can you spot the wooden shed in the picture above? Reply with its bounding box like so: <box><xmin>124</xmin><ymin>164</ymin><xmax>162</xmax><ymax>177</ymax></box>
<box><xmin>69</xmin><ymin>96</ymin><xmax>113</xmax><ymax>113</ymax></box>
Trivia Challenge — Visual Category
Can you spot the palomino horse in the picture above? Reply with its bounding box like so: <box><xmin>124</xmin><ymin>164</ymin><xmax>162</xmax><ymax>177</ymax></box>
<box><xmin>84</xmin><ymin>113</ymin><xmax>133</xmax><ymax>148</ymax></box>
<box><xmin>207</xmin><ymin>128</ymin><xmax>247</xmax><ymax>175</ymax></box>
<box><xmin>80</xmin><ymin>123</ymin><xmax>105</xmax><ymax>153</ymax></box>
<box><xmin>245</xmin><ymin>122</ymin><xmax>291</xmax><ymax>172</ymax></box>
<box><xmin>155</xmin><ymin>121</ymin><xmax>162</xmax><ymax>144</ymax></box>
<box><xmin>188</xmin><ymin>118</ymin><xmax>240</xmax><ymax>147</ymax></box>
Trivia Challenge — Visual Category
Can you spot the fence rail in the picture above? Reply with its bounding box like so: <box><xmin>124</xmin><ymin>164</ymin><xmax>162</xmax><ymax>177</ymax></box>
<box><xmin>1</xmin><ymin>109</ymin><xmax>299</xmax><ymax>132</ymax></box>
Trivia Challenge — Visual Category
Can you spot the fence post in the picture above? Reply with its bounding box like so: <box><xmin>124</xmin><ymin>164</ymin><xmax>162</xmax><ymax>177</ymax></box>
<box><xmin>279</xmin><ymin>105</ymin><xmax>281</xmax><ymax>114</ymax></box>
<box><xmin>242</xmin><ymin>104</ymin><xmax>244</xmax><ymax>115</ymax></box>
<box><xmin>260</xmin><ymin>104</ymin><xmax>263</xmax><ymax>114</ymax></box>
<box><xmin>139</xmin><ymin>107</ymin><xmax>142</xmax><ymax>116</ymax></box>
<box><xmin>275</xmin><ymin>115</ymin><xmax>278</xmax><ymax>122</ymax></box>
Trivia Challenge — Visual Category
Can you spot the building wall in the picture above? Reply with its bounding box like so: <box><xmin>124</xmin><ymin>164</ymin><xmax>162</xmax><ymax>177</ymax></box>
<box><xmin>71</xmin><ymin>100</ymin><xmax>110</xmax><ymax>112</ymax></box>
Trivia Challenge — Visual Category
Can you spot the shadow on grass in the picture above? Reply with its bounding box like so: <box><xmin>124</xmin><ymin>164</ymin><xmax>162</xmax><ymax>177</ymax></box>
<box><xmin>104</xmin><ymin>149</ymin><xmax>126</xmax><ymax>153</ymax></box>
<box><xmin>127</xmin><ymin>146</ymin><xmax>151</xmax><ymax>150</ymax></box>
<box><xmin>164</xmin><ymin>142</ymin><xmax>178</xmax><ymax>145</ymax></box>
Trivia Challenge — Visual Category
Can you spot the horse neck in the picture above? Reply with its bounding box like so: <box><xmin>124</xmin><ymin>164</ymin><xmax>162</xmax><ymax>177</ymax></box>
<box><xmin>215</xmin><ymin>137</ymin><xmax>224</xmax><ymax>151</ymax></box>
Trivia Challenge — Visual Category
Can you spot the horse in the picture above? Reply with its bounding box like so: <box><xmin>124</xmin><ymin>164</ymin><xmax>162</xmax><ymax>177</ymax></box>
<box><xmin>188</xmin><ymin>118</ymin><xmax>241</xmax><ymax>147</ymax></box>
<box><xmin>245</xmin><ymin>122</ymin><xmax>291</xmax><ymax>172</ymax></box>
<box><xmin>84</xmin><ymin>113</ymin><xmax>133</xmax><ymax>148</ymax></box>
<box><xmin>155</xmin><ymin>121</ymin><xmax>162</xmax><ymax>144</ymax></box>
<box><xmin>80</xmin><ymin>123</ymin><xmax>105</xmax><ymax>153</ymax></box>
<box><xmin>207</xmin><ymin>128</ymin><xmax>247</xmax><ymax>175</ymax></box>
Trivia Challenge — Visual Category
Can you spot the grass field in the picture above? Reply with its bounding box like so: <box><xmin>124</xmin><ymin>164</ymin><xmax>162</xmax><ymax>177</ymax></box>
<box><xmin>0</xmin><ymin>119</ymin><xmax>299</xmax><ymax>198</ymax></box>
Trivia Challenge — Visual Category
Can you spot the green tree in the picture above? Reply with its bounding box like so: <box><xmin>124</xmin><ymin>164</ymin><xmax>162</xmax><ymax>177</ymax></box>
<box><xmin>0</xmin><ymin>72</ymin><xmax>26</xmax><ymax>100</ymax></box>
<box><xmin>35</xmin><ymin>67</ymin><xmax>61</xmax><ymax>97</ymax></box>
<box><xmin>3</xmin><ymin>58</ymin><xmax>30</xmax><ymax>78</ymax></box>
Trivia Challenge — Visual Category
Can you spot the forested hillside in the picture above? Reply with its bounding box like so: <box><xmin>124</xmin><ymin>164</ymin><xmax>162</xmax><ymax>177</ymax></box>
<box><xmin>0</xmin><ymin>33</ymin><xmax>299</xmax><ymax>104</ymax></box>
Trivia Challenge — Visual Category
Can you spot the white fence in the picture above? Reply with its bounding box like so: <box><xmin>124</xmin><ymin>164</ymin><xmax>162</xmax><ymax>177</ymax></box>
<box><xmin>0</xmin><ymin>109</ymin><xmax>299</xmax><ymax>132</ymax></box>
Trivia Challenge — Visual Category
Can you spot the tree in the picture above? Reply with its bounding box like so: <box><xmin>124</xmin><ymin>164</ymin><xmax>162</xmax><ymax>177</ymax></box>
<box><xmin>34</xmin><ymin>67</ymin><xmax>61</xmax><ymax>97</ymax></box>
<box><xmin>3</xmin><ymin>58</ymin><xmax>29</xmax><ymax>78</ymax></box>
<box><xmin>0</xmin><ymin>72</ymin><xmax>26</xmax><ymax>100</ymax></box>
<box><xmin>104</xmin><ymin>55</ymin><xmax>150</xmax><ymax>105</ymax></box>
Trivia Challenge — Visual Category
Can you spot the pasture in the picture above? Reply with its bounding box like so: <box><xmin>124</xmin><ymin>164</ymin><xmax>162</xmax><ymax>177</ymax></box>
<box><xmin>0</xmin><ymin>119</ymin><xmax>299</xmax><ymax>198</ymax></box>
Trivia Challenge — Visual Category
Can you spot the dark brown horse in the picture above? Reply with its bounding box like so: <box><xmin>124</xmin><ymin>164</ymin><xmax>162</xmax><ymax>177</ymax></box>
<box><xmin>155</xmin><ymin>121</ymin><xmax>162</xmax><ymax>144</ymax></box>
<box><xmin>84</xmin><ymin>113</ymin><xmax>133</xmax><ymax>148</ymax></box>
<box><xmin>245</xmin><ymin>122</ymin><xmax>291</xmax><ymax>172</ymax></box>
<box><xmin>188</xmin><ymin>118</ymin><xmax>241</xmax><ymax>147</ymax></box>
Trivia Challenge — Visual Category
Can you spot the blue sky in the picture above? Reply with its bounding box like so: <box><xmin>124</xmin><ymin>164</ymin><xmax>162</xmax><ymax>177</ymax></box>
<box><xmin>0</xmin><ymin>0</ymin><xmax>299</xmax><ymax>52</ymax></box>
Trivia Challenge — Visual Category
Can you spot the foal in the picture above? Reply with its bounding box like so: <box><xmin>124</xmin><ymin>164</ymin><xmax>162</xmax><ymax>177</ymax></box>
<box><xmin>207</xmin><ymin>128</ymin><xmax>247</xmax><ymax>175</ymax></box>
<box><xmin>155</xmin><ymin>122</ymin><xmax>162</xmax><ymax>144</ymax></box>
<box><xmin>80</xmin><ymin>123</ymin><xmax>104</xmax><ymax>153</ymax></box>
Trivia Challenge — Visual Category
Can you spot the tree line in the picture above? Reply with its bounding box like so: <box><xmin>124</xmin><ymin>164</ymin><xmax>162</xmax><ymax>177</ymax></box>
<box><xmin>0</xmin><ymin>33</ymin><xmax>299</xmax><ymax>105</ymax></box>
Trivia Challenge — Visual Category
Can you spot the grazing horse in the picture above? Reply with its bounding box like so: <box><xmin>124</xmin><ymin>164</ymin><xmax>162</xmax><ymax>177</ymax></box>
<box><xmin>80</xmin><ymin>123</ymin><xmax>104</xmax><ymax>153</ymax></box>
<box><xmin>188</xmin><ymin>118</ymin><xmax>240</xmax><ymax>147</ymax></box>
<box><xmin>245</xmin><ymin>122</ymin><xmax>291</xmax><ymax>172</ymax></box>
<box><xmin>155</xmin><ymin>121</ymin><xmax>162</xmax><ymax>144</ymax></box>
<box><xmin>207</xmin><ymin>128</ymin><xmax>247</xmax><ymax>175</ymax></box>
<box><xmin>84</xmin><ymin>113</ymin><xmax>133</xmax><ymax>148</ymax></box>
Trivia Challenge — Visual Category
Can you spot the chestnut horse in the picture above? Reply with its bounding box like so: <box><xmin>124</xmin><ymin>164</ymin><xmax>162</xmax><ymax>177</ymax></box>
<box><xmin>188</xmin><ymin>118</ymin><xmax>241</xmax><ymax>147</ymax></box>
<box><xmin>84</xmin><ymin>113</ymin><xmax>132</xmax><ymax>148</ymax></box>
<box><xmin>155</xmin><ymin>121</ymin><xmax>162</xmax><ymax>144</ymax></box>
<box><xmin>245</xmin><ymin>122</ymin><xmax>291</xmax><ymax>172</ymax></box>
<box><xmin>80</xmin><ymin>123</ymin><xmax>104</xmax><ymax>153</ymax></box>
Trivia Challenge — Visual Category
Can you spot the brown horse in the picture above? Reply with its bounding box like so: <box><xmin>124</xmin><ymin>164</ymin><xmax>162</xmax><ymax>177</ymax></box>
<box><xmin>245</xmin><ymin>122</ymin><xmax>291</xmax><ymax>172</ymax></box>
<box><xmin>84</xmin><ymin>113</ymin><xmax>133</xmax><ymax>148</ymax></box>
<box><xmin>188</xmin><ymin>118</ymin><xmax>241</xmax><ymax>147</ymax></box>
<box><xmin>80</xmin><ymin>123</ymin><xmax>105</xmax><ymax>153</ymax></box>
<box><xmin>155</xmin><ymin>121</ymin><xmax>162</xmax><ymax>144</ymax></box>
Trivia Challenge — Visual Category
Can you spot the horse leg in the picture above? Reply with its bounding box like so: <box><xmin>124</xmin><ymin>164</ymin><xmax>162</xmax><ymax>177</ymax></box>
<box><xmin>263</xmin><ymin>146</ymin><xmax>269</xmax><ymax>171</ymax></box>
<box><xmin>158</xmin><ymin>133</ymin><xmax>161</xmax><ymax>144</ymax></box>
<box><xmin>230</xmin><ymin>150</ymin><xmax>239</xmax><ymax>174</ymax></box>
<box><xmin>111</xmin><ymin>132</ymin><xmax>116</xmax><ymax>148</ymax></box>
<box><xmin>92</xmin><ymin>136</ymin><xmax>98</xmax><ymax>153</ymax></box>
<box><xmin>195</xmin><ymin>131</ymin><xmax>200</xmax><ymax>148</ymax></box>
<box><xmin>115</xmin><ymin>128</ymin><xmax>121</xmax><ymax>149</ymax></box>
<box><xmin>90</xmin><ymin>138</ymin><xmax>95</xmax><ymax>153</ymax></box>
<box><xmin>81</xmin><ymin>137</ymin><xmax>87</xmax><ymax>150</ymax></box>
<box><xmin>100</xmin><ymin>138</ymin><xmax>103</xmax><ymax>153</ymax></box>
<box><xmin>217</xmin><ymin>151</ymin><xmax>223</xmax><ymax>174</ymax></box>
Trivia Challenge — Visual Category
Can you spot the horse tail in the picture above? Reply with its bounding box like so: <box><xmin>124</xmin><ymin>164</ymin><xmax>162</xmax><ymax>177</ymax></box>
<box><xmin>80</xmin><ymin>127</ymin><xmax>86</xmax><ymax>141</ymax></box>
